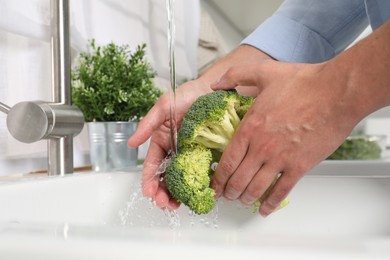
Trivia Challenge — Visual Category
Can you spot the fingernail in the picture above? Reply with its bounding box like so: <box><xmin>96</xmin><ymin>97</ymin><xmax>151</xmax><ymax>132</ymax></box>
<box><xmin>224</xmin><ymin>188</ymin><xmax>240</xmax><ymax>201</ymax></box>
<box><xmin>211</xmin><ymin>182</ymin><xmax>222</xmax><ymax>199</ymax></box>
<box><xmin>240</xmin><ymin>194</ymin><xmax>256</xmax><ymax>206</ymax></box>
<box><xmin>210</xmin><ymin>80</ymin><xmax>220</xmax><ymax>89</ymax></box>
<box><xmin>259</xmin><ymin>203</ymin><xmax>272</xmax><ymax>218</ymax></box>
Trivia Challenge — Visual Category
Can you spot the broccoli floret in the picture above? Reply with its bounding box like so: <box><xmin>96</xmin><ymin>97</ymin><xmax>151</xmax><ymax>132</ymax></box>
<box><xmin>188</xmin><ymin>188</ymin><xmax>216</xmax><ymax>215</ymax></box>
<box><xmin>178</xmin><ymin>90</ymin><xmax>254</xmax><ymax>152</ymax></box>
<box><xmin>165</xmin><ymin>145</ymin><xmax>215</xmax><ymax>214</ymax></box>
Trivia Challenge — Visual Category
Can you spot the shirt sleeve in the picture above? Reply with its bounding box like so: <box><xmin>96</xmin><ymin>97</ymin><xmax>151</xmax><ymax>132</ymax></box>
<box><xmin>241</xmin><ymin>0</ymin><xmax>369</xmax><ymax>63</ymax></box>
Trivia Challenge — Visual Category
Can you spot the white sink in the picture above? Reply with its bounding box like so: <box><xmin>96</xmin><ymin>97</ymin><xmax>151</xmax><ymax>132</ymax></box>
<box><xmin>0</xmin><ymin>161</ymin><xmax>389</xmax><ymax>259</ymax></box>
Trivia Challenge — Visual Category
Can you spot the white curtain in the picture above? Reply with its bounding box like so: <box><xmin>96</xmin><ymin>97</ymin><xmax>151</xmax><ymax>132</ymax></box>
<box><xmin>0</xmin><ymin>0</ymin><xmax>200</xmax><ymax>175</ymax></box>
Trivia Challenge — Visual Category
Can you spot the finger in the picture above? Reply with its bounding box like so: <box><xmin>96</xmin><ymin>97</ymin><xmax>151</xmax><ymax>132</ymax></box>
<box><xmin>159</xmin><ymin>177</ymin><xmax>181</xmax><ymax>210</ymax></box>
<box><xmin>239</xmin><ymin>163</ymin><xmax>280</xmax><ymax>206</ymax></box>
<box><xmin>211</xmin><ymin>64</ymin><xmax>265</xmax><ymax>91</ymax></box>
<box><xmin>154</xmin><ymin>179</ymin><xmax>181</xmax><ymax>210</ymax></box>
<box><xmin>167</xmin><ymin>198</ymin><xmax>181</xmax><ymax>211</ymax></box>
<box><xmin>211</xmin><ymin>132</ymin><xmax>250</xmax><ymax>199</ymax></box>
<box><xmin>141</xmin><ymin>139</ymin><xmax>168</xmax><ymax>198</ymax></box>
<box><xmin>154</xmin><ymin>186</ymin><xmax>170</xmax><ymax>208</ymax></box>
<box><xmin>128</xmin><ymin>95</ymin><xmax>169</xmax><ymax>148</ymax></box>
<box><xmin>154</xmin><ymin>195</ymin><xmax>180</xmax><ymax>211</ymax></box>
<box><xmin>222</xmin><ymin>146</ymin><xmax>264</xmax><ymax>201</ymax></box>
<box><xmin>141</xmin><ymin>163</ymin><xmax>160</xmax><ymax>199</ymax></box>
<box><xmin>259</xmin><ymin>171</ymin><xmax>298</xmax><ymax>217</ymax></box>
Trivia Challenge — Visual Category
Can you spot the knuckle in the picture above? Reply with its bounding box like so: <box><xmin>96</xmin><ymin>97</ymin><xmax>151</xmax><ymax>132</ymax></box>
<box><xmin>224</xmin><ymin>67</ymin><xmax>240</xmax><ymax>81</ymax></box>
<box><xmin>245</xmin><ymin>182</ymin><xmax>265</xmax><ymax>199</ymax></box>
<box><xmin>294</xmin><ymin>160</ymin><xmax>310</xmax><ymax>175</ymax></box>
<box><xmin>268</xmin><ymin>185</ymin><xmax>291</xmax><ymax>207</ymax></box>
<box><xmin>226</xmin><ymin>179</ymin><xmax>244</xmax><ymax>194</ymax></box>
<box><xmin>241</xmin><ymin>114</ymin><xmax>261</xmax><ymax>131</ymax></box>
<box><xmin>218</xmin><ymin>160</ymin><xmax>236</xmax><ymax>177</ymax></box>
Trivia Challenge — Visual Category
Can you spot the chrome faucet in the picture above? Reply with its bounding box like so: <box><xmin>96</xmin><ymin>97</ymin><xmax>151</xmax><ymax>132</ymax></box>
<box><xmin>0</xmin><ymin>0</ymin><xmax>84</xmax><ymax>176</ymax></box>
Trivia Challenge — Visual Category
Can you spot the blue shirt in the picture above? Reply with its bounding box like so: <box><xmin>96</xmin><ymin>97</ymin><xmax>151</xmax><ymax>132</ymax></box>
<box><xmin>241</xmin><ymin>0</ymin><xmax>390</xmax><ymax>63</ymax></box>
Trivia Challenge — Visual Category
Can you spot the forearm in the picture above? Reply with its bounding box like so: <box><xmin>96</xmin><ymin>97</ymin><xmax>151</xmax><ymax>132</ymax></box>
<box><xmin>325</xmin><ymin>20</ymin><xmax>390</xmax><ymax>122</ymax></box>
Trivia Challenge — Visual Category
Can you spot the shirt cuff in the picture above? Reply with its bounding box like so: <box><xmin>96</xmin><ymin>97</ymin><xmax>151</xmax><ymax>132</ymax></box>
<box><xmin>241</xmin><ymin>14</ymin><xmax>335</xmax><ymax>63</ymax></box>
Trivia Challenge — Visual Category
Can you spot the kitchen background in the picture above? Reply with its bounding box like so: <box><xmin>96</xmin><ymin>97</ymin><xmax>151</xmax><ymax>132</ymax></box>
<box><xmin>0</xmin><ymin>0</ymin><xmax>388</xmax><ymax>176</ymax></box>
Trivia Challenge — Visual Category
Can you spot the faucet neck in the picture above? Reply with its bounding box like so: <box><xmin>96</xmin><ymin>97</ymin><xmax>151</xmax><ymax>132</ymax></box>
<box><xmin>51</xmin><ymin>0</ymin><xmax>71</xmax><ymax>105</ymax></box>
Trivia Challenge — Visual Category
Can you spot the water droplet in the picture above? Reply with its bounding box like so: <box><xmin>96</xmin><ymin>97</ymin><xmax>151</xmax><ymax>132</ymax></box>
<box><xmin>163</xmin><ymin>208</ymin><xmax>181</xmax><ymax>229</ymax></box>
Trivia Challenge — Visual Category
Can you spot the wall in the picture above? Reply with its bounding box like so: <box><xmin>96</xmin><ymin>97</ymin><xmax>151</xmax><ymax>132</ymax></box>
<box><xmin>200</xmin><ymin>0</ymin><xmax>283</xmax><ymax>51</ymax></box>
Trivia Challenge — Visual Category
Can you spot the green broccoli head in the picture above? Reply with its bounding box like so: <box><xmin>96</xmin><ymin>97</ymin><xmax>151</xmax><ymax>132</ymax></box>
<box><xmin>178</xmin><ymin>90</ymin><xmax>254</xmax><ymax>152</ymax></box>
<box><xmin>188</xmin><ymin>188</ymin><xmax>216</xmax><ymax>215</ymax></box>
<box><xmin>165</xmin><ymin>145</ymin><xmax>215</xmax><ymax>214</ymax></box>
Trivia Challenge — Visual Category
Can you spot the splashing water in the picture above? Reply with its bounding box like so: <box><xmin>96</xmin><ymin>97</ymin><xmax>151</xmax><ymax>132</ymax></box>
<box><xmin>118</xmin><ymin>183</ymin><xmax>143</xmax><ymax>226</ymax></box>
<box><xmin>117</xmin><ymin>180</ymin><xmax>220</xmax><ymax>230</ymax></box>
<box><xmin>164</xmin><ymin>208</ymin><xmax>181</xmax><ymax>229</ymax></box>
<box><xmin>155</xmin><ymin>151</ymin><xmax>173</xmax><ymax>177</ymax></box>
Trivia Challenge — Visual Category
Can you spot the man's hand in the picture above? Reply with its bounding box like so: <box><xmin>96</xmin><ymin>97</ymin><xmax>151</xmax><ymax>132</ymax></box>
<box><xmin>210</xmin><ymin>60</ymin><xmax>359</xmax><ymax>217</ymax></box>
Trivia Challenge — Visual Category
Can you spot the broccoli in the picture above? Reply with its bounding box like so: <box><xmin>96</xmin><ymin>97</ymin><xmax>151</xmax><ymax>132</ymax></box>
<box><xmin>165</xmin><ymin>145</ymin><xmax>216</xmax><ymax>214</ymax></box>
<box><xmin>327</xmin><ymin>136</ymin><xmax>382</xmax><ymax>160</ymax></box>
<box><xmin>178</xmin><ymin>90</ymin><xmax>254</xmax><ymax>152</ymax></box>
<box><xmin>165</xmin><ymin>90</ymin><xmax>288</xmax><ymax>215</ymax></box>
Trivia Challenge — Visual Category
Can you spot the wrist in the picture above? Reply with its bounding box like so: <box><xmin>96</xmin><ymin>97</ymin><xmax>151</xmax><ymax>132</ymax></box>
<box><xmin>327</xmin><ymin>22</ymin><xmax>390</xmax><ymax>123</ymax></box>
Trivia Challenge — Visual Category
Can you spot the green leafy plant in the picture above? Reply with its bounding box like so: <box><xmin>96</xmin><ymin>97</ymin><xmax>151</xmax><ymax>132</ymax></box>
<box><xmin>71</xmin><ymin>39</ymin><xmax>162</xmax><ymax>122</ymax></box>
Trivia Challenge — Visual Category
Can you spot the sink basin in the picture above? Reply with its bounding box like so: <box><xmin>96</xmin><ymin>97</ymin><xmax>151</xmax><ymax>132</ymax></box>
<box><xmin>0</xmin><ymin>161</ymin><xmax>389</xmax><ymax>259</ymax></box>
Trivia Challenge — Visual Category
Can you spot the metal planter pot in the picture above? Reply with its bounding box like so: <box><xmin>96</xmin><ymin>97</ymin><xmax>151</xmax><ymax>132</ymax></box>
<box><xmin>87</xmin><ymin>121</ymin><xmax>138</xmax><ymax>172</ymax></box>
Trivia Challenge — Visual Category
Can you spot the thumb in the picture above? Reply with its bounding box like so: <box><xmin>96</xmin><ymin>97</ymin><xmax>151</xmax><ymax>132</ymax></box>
<box><xmin>127</xmin><ymin>119</ymin><xmax>152</xmax><ymax>148</ymax></box>
<box><xmin>211</xmin><ymin>64</ymin><xmax>266</xmax><ymax>91</ymax></box>
<box><xmin>128</xmin><ymin>98</ymin><xmax>168</xmax><ymax>148</ymax></box>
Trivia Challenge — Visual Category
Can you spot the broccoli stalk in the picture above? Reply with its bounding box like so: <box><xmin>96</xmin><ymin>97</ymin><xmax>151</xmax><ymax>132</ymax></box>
<box><xmin>178</xmin><ymin>90</ymin><xmax>252</xmax><ymax>152</ymax></box>
<box><xmin>195</xmin><ymin>117</ymin><xmax>235</xmax><ymax>152</ymax></box>
<box><xmin>196</xmin><ymin>103</ymin><xmax>242</xmax><ymax>152</ymax></box>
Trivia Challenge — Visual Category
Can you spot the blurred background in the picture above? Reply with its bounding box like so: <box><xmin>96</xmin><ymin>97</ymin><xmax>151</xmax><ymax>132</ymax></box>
<box><xmin>0</xmin><ymin>0</ymin><xmax>388</xmax><ymax>176</ymax></box>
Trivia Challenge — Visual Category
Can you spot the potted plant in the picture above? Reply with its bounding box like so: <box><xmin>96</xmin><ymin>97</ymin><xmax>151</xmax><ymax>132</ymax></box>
<box><xmin>71</xmin><ymin>40</ymin><xmax>162</xmax><ymax>171</ymax></box>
